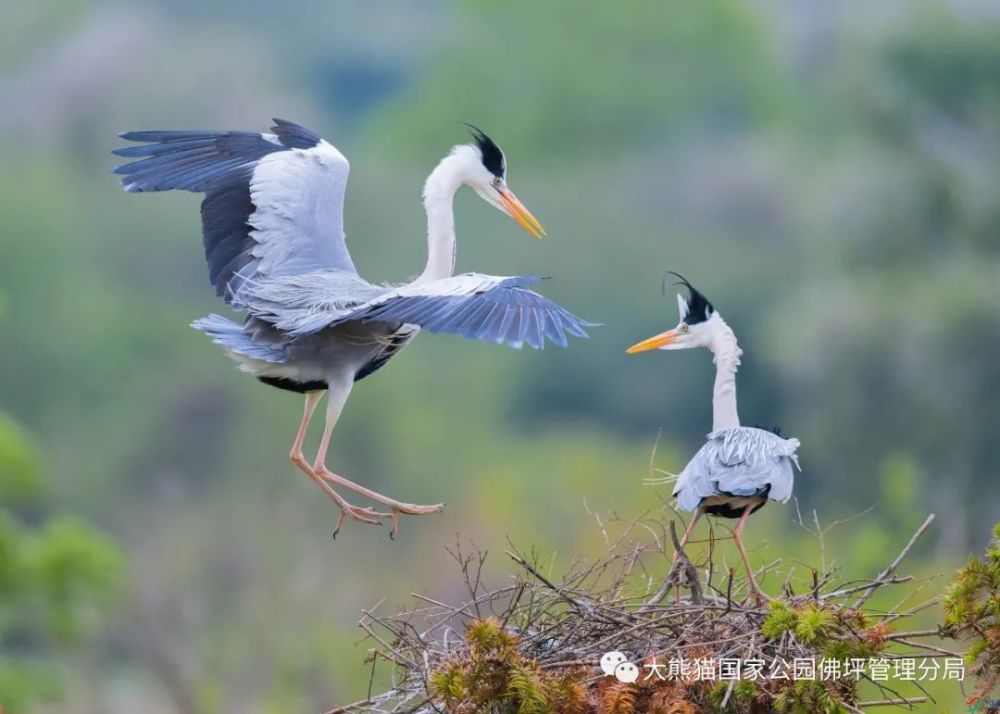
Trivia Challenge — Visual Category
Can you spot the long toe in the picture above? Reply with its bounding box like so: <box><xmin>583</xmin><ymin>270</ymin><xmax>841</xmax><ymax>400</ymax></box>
<box><xmin>315</xmin><ymin>468</ymin><xmax>444</xmax><ymax>515</ymax></box>
<box><xmin>392</xmin><ymin>502</ymin><xmax>445</xmax><ymax>515</ymax></box>
<box><xmin>387</xmin><ymin>504</ymin><xmax>445</xmax><ymax>540</ymax></box>
<box><xmin>349</xmin><ymin>505</ymin><xmax>389</xmax><ymax>525</ymax></box>
<box><xmin>333</xmin><ymin>504</ymin><xmax>389</xmax><ymax>538</ymax></box>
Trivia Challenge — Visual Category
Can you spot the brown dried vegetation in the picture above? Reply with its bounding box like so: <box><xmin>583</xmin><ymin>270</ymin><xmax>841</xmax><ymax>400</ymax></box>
<box><xmin>326</xmin><ymin>512</ymin><xmax>982</xmax><ymax>713</ymax></box>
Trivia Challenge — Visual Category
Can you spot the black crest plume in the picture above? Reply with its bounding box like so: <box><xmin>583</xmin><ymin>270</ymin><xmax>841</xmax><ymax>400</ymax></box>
<box><xmin>464</xmin><ymin>123</ymin><xmax>505</xmax><ymax>178</ymax></box>
<box><xmin>664</xmin><ymin>270</ymin><xmax>714</xmax><ymax>325</ymax></box>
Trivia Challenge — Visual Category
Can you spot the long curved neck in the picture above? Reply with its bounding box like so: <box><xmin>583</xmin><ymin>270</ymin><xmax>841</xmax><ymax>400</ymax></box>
<box><xmin>709</xmin><ymin>320</ymin><xmax>742</xmax><ymax>432</ymax></box>
<box><xmin>418</xmin><ymin>152</ymin><xmax>465</xmax><ymax>283</ymax></box>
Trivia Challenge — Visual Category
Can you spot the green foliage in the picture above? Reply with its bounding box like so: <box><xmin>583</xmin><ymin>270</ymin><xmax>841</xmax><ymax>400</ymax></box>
<box><xmin>25</xmin><ymin>516</ymin><xmax>123</xmax><ymax>638</ymax></box>
<box><xmin>0</xmin><ymin>662</ymin><xmax>61</xmax><ymax>714</ymax></box>
<box><xmin>467</xmin><ymin>616</ymin><xmax>518</xmax><ymax>658</ymax></box>
<box><xmin>944</xmin><ymin>522</ymin><xmax>1000</xmax><ymax>696</ymax></box>
<box><xmin>0</xmin><ymin>412</ymin><xmax>124</xmax><ymax>713</ymax></box>
<box><xmin>708</xmin><ymin>680</ymin><xmax>728</xmax><ymax>708</ymax></box>
<box><xmin>773</xmin><ymin>680</ymin><xmax>847</xmax><ymax>714</ymax></box>
<box><xmin>710</xmin><ymin>678</ymin><xmax>758</xmax><ymax>709</ymax></box>
<box><xmin>429</xmin><ymin>662</ymin><xmax>468</xmax><ymax>709</ymax></box>
<box><xmin>794</xmin><ymin>604</ymin><xmax>836</xmax><ymax>646</ymax></box>
<box><xmin>761</xmin><ymin>600</ymin><xmax>798</xmax><ymax>640</ymax></box>
<box><xmin>761</xmin><ymin>601</ymin><xmax>870</xmax><ymax>655</ymax></box>
<box><xmin>732</xmin><ymin>678</ymin><xmax>757</xmax><ymax>705</ymax></box>
<box><xmin>427</xmin><ymin>617</ymin><xmax>588</xmax><ymax>713</ymax></box>
<box><xmin>506</xmin><ymin>663</ymin><xmax>547</xmax><ymax>714</ymax></box>
<box><xmin>0</xmin><ymin>414</ymin><xmax>42</xmax><ymax>509</ymax></box>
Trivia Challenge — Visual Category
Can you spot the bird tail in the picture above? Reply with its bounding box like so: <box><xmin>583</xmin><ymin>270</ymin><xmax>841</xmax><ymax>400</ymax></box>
<box><xmin>191</xmin><ymin>314</ymin><xmax>287</xmax><ymax>363</ymax></box>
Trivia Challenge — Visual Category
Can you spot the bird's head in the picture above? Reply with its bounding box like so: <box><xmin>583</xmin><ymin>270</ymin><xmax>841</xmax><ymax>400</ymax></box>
<box><xmin>454</xmin><ymin>124</ymin><xmax>545</xmax><ymax>239</ymax></box>
<box><xmin>626</xmin><ymin>273</ymin><xmax>725</xmax><ymax>353</ymax></box>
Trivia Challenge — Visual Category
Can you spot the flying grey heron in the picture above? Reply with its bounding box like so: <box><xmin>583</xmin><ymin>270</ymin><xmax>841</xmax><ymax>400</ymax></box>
<box><xmin>113</xmin><ymin>119</ymin><xmax>592</xmax><ymax>537</ymax></box>
<box><xmin>626</xmin><ymin>273</ymin><xmax>799</xmax><ymax>600</ymax></box>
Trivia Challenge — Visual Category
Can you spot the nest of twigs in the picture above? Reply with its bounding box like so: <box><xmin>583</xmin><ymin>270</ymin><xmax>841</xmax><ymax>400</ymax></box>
<box><xmin>327</xmin><ymin>509</ymin><xmax>970</xmax><ymax>713</ymax></box>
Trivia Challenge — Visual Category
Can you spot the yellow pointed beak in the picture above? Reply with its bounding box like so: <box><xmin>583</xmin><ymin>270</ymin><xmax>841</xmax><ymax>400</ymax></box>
<box><xmin>498</xmin><ymin>188</ymin><xmax>546</xmax><ymax>239</ymax></box>
<box><xmin>626</xmin><ymin>329</ymin><xmax>679</xmax><ymax>354</ymax></box>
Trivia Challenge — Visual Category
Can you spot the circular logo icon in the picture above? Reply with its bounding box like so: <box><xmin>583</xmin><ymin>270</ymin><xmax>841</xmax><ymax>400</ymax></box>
<box><xmin>614</xmin><ymin>661</ymin><xmax>640</xmax><ymax>683</ymax></box>
<box><xmin>600</xmin><ymin>651</ymin><xmax>628</xmax><ymax>676</ymax></box>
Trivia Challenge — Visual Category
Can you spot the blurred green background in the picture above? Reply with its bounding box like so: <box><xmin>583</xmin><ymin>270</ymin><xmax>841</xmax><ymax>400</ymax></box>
<box><xmin>1</xmin><ymin>0</ymin><xmax>998</xmax><ymax>711</ymax></box>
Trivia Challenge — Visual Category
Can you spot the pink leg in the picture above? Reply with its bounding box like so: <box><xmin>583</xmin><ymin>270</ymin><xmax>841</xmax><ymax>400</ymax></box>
<box><xmin>674</xmin><ymin>509</ymin><xmax>703</xmax><ymax>557</ymax></box>
<box><xmin>732</xmin><ymin>504</ymin><xmax>770</xmax><ymax>603</ymax></box>
<box><xmin>670</xmin><ymin>509</ymin><xmax>703</xmax><ymax>603</ymax></box>
<box><xmin>313</xmin><ymin>384</ymin><xmax>443</xmax><ymax>539</ymax></box>
<box><xmin>289</xmin><ymin>391</ymin><xmax>386</xmax><ymax>535</ymax></box>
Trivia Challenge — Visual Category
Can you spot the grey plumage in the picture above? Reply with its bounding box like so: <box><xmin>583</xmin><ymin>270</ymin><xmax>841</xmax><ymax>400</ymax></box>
<box><xmin>673</xmin><ymin>426</ymin><xmax>800</xmax><ymax>513</ymax></box>
<box><xmin>113</xmin><ymin>120</ymin><xmax>354</xmax><ymax>298</ymax></box>
<box><xmin>629</xmin><ymin>275</ymin><xmax>800</xmax><ymax>596</ymax></box>
<box><xmin>232</xmin><ymin>272</ymin><xmax>588</xmax><ymax>348</ymax></box>
<box><xmin>113</xmin><ymin>119</ymin><xmax>592</xmax><ymax>390</ymax></box>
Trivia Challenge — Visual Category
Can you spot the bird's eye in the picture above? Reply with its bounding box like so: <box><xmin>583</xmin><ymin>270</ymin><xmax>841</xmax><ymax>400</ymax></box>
<box><xmin>680</xmin><ymin>324</ymin><xmax>689</xmax><ymax>333</ymax></box>
<box><xmin>492</xmin><ymin>176</ymin><xmax>503</xmax><ymax>188</ymax></box>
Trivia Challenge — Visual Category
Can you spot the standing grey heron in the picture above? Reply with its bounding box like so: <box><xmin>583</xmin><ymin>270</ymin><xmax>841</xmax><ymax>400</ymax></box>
<box><xmin>113</xmin><ymin>119</ymin><xmax>592</xmax><ymax>537</ymax></box>
<box><xmin>626</xmin><ymin>273</ymin><xmax>799</xmax><ymax>600</ymax></box>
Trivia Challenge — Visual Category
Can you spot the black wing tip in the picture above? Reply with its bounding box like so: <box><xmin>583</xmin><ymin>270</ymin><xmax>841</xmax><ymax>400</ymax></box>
<box><xmin>115</xmin><ymin>129</ymin><xmax>184</xmax><ymax>142</ymax></box>
<box><xmin>270</xmin><ymin>118</ymin><xmax>321</xmax><ymax>149</ymax></box>
<box><xmin>117</xmin><ymin>129</ymin><xmax>161</xmax><ymax>142</ymax></box>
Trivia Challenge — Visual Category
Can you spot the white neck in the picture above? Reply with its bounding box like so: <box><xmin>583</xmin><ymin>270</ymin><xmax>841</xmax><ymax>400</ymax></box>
<box><xmin>708</xmin><ymin>319</ymin><xmax>742</xmax><ymax>431</ymax></box>
<box><xmin>417</xmin><ymin>151</ymin><xmax>466</xmax><ymax>283</ymax></box>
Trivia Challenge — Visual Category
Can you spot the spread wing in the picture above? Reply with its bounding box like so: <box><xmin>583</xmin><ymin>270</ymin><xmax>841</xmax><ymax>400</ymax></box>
<box><xmin>233</xmin><ymin>272</ymin><xmax>595</xmax><ymax>350</ymax></box>
<box><xmin>673</xmin><ymin>427</ymin><xmax>800</xmax><ymax>511</ymax></box>
<box><xmin>113</xmin><ymin>118</ymin><xmax>355</xmax><ymax>300</ymax></box>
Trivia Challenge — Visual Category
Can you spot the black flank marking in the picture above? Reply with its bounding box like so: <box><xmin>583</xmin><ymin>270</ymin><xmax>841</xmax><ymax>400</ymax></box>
<box><xmin>702</xmin><ymin>484</ymin><xmax>771</xmax><ymax>519</ymax></box>
<box><xmin>354</xmin><ymin>330</ymin><xmax>414</xmax><ymax>382</ymax></box>
<box><xmin>704</xmin><ymin>500</ymin><xmax>768</xmax><ymax>519</ymax></box>
<box><xmin>258</xmin><ymin>376</ymin><xmax>328</xmax><ymax>393</ymax></box>
<box><xmin>751</xmin><ymin>424</ymin><xmax>783</xmax><ymax>437</ymax></box>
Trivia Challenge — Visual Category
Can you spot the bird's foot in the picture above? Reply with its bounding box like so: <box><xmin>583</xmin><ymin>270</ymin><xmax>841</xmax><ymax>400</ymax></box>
<box><xmin>385</xmin><ymin>503</ymin><xmax>445</xmax><ymax>540</ymax></box>
<box><xmin>333</xmin><ymin>503</ymin><xmax>391</xmax><ymax>538</ymax></box>
<box><xmin>315</xmin><ymin>467</ymin><xmax>444</xmax><ymax>539</ymax></box>
<box><xmin>292</xmin><ymin>458</ymin><xmax>389</xmax><ymax>536</ymax></box>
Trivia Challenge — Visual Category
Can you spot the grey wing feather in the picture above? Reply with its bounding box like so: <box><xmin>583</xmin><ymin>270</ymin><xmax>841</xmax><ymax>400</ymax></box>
<box><xmin>233</xmin><ymin>272</ymin><xmax>596</xmax><ymax>350</ymax></box>
<box><xmin>190</xmin><ymin>314</ymin><xmax>288</xmax><ymax>363</ymax></box>
<box><xmin>673</xmin><ymin>427</ymin><xmax>800</xmax><ymax>512</ymax></box>
<box><xmin>113</xmin><ymin>119</ymin><xmax>356</xmax><ymax>300</ymax></box>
